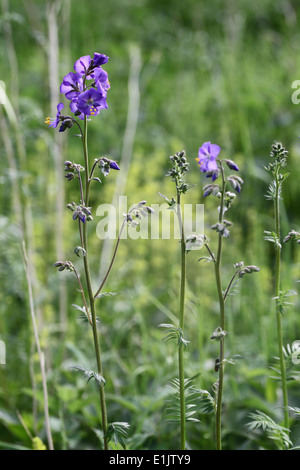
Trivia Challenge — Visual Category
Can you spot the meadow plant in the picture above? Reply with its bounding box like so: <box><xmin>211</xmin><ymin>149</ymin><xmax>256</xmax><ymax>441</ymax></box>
<box><xmin>264</xmin><ymin>142</ymin><xmax>294</xmax><ymax>439</ymax></box>
<box><xmin>46</xmin><ymin>52</ymin><xmax>150</xmax><ymax>450</ymax></box>
<box><xmin>159</xmin><ymin>150</ymin><xmax>191</xmax><ymax>450</ymax></box>
<box><xmin>196</xmin><ymin>142</ymin><xmax>260</xmax><ymax>450</ymax></box>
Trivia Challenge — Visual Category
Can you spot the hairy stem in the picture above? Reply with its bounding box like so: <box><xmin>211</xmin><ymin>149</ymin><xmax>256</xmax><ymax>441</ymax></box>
<box><xmin>215</xmin><ymin>163</ymin><xmax>226</xmax><ymax>450</ymax></box>
<box><xmin>81</xmin><ymin>117</ymin><xmax>108</xmax><ymax>450</ymax></box>
<box><xmin>274</xmin><ymin>175</ymin><xmax>289</xmax><ymax>433</ymax></box>
<box><xmin>177</xmin><ymin>193</ymin><xmax>186</xmax><ymax>450</ymax></box>
<box><xmin>94</xmin><ymin>218</ymin><xmax>126</xmax><ymax>299</ymax></box>
<box><xmin>73</xmin><ymin>262</ymin><xmax>92</xmax><ymax>326</ymax></box>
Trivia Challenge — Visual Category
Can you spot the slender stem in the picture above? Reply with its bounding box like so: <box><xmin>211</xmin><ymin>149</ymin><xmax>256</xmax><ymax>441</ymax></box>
<box><xmin>223</xmin><ymin>271</ymin><xmax>238</xmax><ymax>303</ymax></box>
<box><xmin>81</xmin><ymin>116</ymin><xmax>109</xmax><ymax>450</ymax></box>
<box><xmin>274</xmin><ymin>175</ymin><xmax>289</xmax><ymax>432</ymax></box>
<box><xmin>94</xmin><ymin>218</ymin><xmax>126</xmax><ymax>299</ymax></box>
<box><xmin>73</xmin><ymin>264</ymin><xmax>92</xmax><ymax>326</ymax></box>
<box><xmin>89</xmin><ymin>158</ymin><xmax>99</xmax><ymax>180</ymax></box>
<box><xmin>215</xmin><ymin>163</ymin><xmax>226</xmax><ymax>450</ymax></box>
<box><xmin>77</xmin><ymin>170</ymin><xmax>84</xmax><ymax>206</ymax></box>
<box><xmin>177</xmin><ymin>193</ymin><xmax>186</xmax><ymax>450</ymax></box>
<box><xmin>204</xmin><ymin>242</ymin><xmax>216</xmax><ymax>262</ymax></box>
<box><xmin>78</xmin><ymin>218</ymin><xmax>85</xmax><ymax>251</ymax></box>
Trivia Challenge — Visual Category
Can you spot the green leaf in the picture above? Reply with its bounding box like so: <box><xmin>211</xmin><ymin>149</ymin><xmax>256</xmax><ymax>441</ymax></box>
<box><xmin>72</xmin><ymin>366</ymin><xmax>105</xmax><ymax>387</ymax></box>
<box><xmin>158</xmin><ymin>324</ymin><xmax>190</xmax><ymax>348</ymax></box>
<box><xmin>105</xmin><ymin>422</ymin><xmax>130</xmax><ymax>450</ymax></box>
<box><xmin>264</xmin><ymin>230</ymin><xmax>281</xmax><ymax>248</ymax></box>
<box><xmin>95</xmin><ymin>292</ymin><xmax>117</xmax><ymax>300</ymax></box>
<box><xmin>247</xmin><ymin>410</ymin><xmax>292</xmax><ymax>449</ymax></box>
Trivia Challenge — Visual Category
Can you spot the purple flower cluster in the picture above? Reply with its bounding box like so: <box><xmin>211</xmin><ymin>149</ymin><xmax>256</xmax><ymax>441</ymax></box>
<box><xmin>46</xmin><ymin>52</ymin><xmax>110</xmax><ymax>131</ymax></box>
<box><xmin>197</xmin><ymin>141</ymin><xmax>239</xmax><ymax>182</ymax></box>
<box><xmin>196</xmin><ymin>142</ymin><xmax>221</xmax><ymax>182</ymax></box>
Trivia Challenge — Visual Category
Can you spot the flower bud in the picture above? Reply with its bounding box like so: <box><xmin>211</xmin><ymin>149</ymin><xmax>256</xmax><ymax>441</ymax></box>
<box><xmin>109</xmin><ymin>160</ymin><xmax>120</xmax><ymax>170</ymax></box>
<box><xmin>225</xmin><ymin>159</ymin><xmax>239</xmax><ymax>171</ymax></box>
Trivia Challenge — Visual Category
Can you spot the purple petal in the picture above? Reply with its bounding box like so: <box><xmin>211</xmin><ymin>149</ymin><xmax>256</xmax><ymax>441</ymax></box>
<box><xmin>94</xmin><ymin>68</ymin><xmax>110</xmax><ymax>95</ymax></box>
<box><xmin>60</xmin><ymin>72</ymin><xmax>83</xmax><ymax>99</ymax></box>
<box><xmin>209</xmin><ymin>144</ymin><xmax>221</xmax><ymax>158</ymax></box>
<box><xmin>93</xmin><ymin>53</ymin><xmax>109</xmax><ymax>67</ymax></box>
<box><xmin>198</xmin><ymin>142</ymin><xmax>211</xmax><ymax>157</ymax></box>
<box><xmin>57</xmin><ymin>102</ymin><xmax>64</xmax><ymax>113</ymax></box>
<box><xmin>74</xmin><ymin>55</ymin><xmax>91</xmax><ymax>75</ymax></box>
<box><xmin>206</xmin><ymin>158</ymin><xmax>218</xmax><ymax>172</ymax></box>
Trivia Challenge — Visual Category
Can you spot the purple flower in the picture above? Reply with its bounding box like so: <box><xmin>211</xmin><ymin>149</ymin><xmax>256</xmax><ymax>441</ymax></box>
<box><xmin>94</xmin><ymin>67</ymin><xmax>110</xmax><ymax>96</ymax></box>
<box><xmin>76</xmin><ymin>88</ymin><xmax>108</xmax><ymax>116</ymax></box>
<box><xmin>197</xmin><ymin>142</ymin><xmax>221</xmax><ymax>181</ymax></box>
<box><xmin>46</xmin><ymin>102</ymin><xmax>64</xmax><ymax>128</ymax></box>
<box><xmin>92</xmin><ymin>52</ymin><xmax>109</xmax><ymax>67</ymax></box>
<box><xmin>74</xmin><ymin>55</ymin><xmax>93</xmax><ymax>76</ymax></box>
<box><xmin>45</xmin><ymin>103</ymin><xmax>73</xmax><ymax>132</ymax></box>
<box><xmin>70</xmin><ymin>97</ymin><xmax>85</xmax><ymax>120</ymax></box>
<box><xmin>74</xmin><ymin>53</ymin><xmax>109</xmax><ymax>77</ymax></box>
<box><xmin>60</xmin><ymin>72</ymin><xmax>83</xmax><ymax>100</ymax></box>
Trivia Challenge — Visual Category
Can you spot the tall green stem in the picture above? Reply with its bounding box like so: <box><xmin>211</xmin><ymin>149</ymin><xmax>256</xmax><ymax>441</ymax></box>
<box><xmin>177</xmin><ymin>193</ymin><xmax>186</xmax><ymax>450</ymax></box>
<box><xmin>81</xmin><ymin>117</ymin><xmax>108</xmax><ymax>450</ymax></box>
<box><xmin>274</xmin><ymin>175</ymin><xmax>289</xmax><ymax>432</ymax></box>
<box><xmin>215</xmin><ymin>164</ymin><xmax>226</xmax><ymax>450</ymax></box>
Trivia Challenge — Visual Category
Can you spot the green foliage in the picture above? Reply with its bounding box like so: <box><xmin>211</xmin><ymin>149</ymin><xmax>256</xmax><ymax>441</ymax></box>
<box><xmin>247</xmin><ymin>411</ymin><xmax>292</xmax><ymax>450</ymax></box>
<box><xmin>0</xmin><ymin>0</ymin><xmax>300</xmax><ymax>451</ymax></box>
<box><xmin>159</xmin><ymin>323</ymin><xmax>190</xmax><ymax>348</ymax></box>
<box><xmin>164</xmin><ymin>378</ymin><xmax>201</xmax><ymax>424</ymax></box>
<box><xmin>72</xmin><ymin>366</ymin><xmax>105</xmax><ymax>387</ymax></box>
<box><xmin>105</xmin><ymin>422</ymin><xmax>130</xmax><ymax>450</ymax></box>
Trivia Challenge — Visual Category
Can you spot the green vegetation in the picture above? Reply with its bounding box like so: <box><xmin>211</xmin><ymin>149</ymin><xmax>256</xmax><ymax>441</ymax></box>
<box><xmin>0</xmin><ymin>0</ymin><xmax>300</xmax><ymax>450</ymax></box>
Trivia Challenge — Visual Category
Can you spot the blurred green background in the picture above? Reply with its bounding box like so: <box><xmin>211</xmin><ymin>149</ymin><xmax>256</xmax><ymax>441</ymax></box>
<box><xmin>0</xmin><ymin>0</ymin><xmax>300</xmax><ymax>450</ymax></box>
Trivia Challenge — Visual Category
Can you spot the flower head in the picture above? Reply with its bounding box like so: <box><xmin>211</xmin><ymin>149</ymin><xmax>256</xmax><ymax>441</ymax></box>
<box><xmin>197</xmin><ymin>142</ymin><xmax>220</xmax><ymax>181</ymax></box>
<box><xmin>74</xmin><ymin>55</ymin><xmax>93</xmax><ymax>76</ymax></box>
<box><xmin>60</xmin><ymin>72</ymin><xmax>83</xmax><ymax>100</ymax></box>
<box><xmin>94</xmin><ymin>67</ymin><xmax>110</xmax><ymax>96</ymax></box>
<box><xmin>92</xmin><ymin>52</ymin><xmax>109</xmax><ymax>68</ymax></box>
<box><xmin>74</xmin><ymin>53</ymin><xmax>109</xmax><ymax>77</ymax></box>
<box><xmin>76</xmin><ymin>88</ymin><xmax>108</xmax><ymax>116</ymax></box>
<box><xmin>45</xmin><ymin>102</ymin><xmax>64</xmax><ymax>128</ymax></box>
<box><xmin>45</xmin><ymin>103</ymin><xmax>73</xmax><ymax>132</ymax></box>
<box><xmin>48</xmin><ymin>52</ymin><xmax>110</xmax><ymax>131</ymax></box>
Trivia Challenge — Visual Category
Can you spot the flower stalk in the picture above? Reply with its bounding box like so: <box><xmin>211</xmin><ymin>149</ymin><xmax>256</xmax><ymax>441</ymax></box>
<box><xmin>196</xmin><ymin>142</ymin><xmax>258</xmax><ymax>449</ymax></box>
<box><xmin>265</xmin><ymin>142</ymin><xmax>290</xmax><ymax>433</ymax></box>
<box><xmin>214</xmin><ymin>163</ymin><xmax>226</xmax><ymax>451</ymax></box>
<box><xmin>177</xmin><ymin>191</ymin><xmax>187</xmax><ymax>449</ymax></box>
<box><xmin>49</xmin><ymin>52</ymin><xmax>124</xmax><ymax>449</ymax></box>
<box><xmin>162</xmin><ymin>150</ymin><xmax>190</xmax><ymax>449</ymax></box>
<box><xmin>81</xmin><ymin>116</ymin><xmax>109</xmax><ymax>449</ymax></box>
